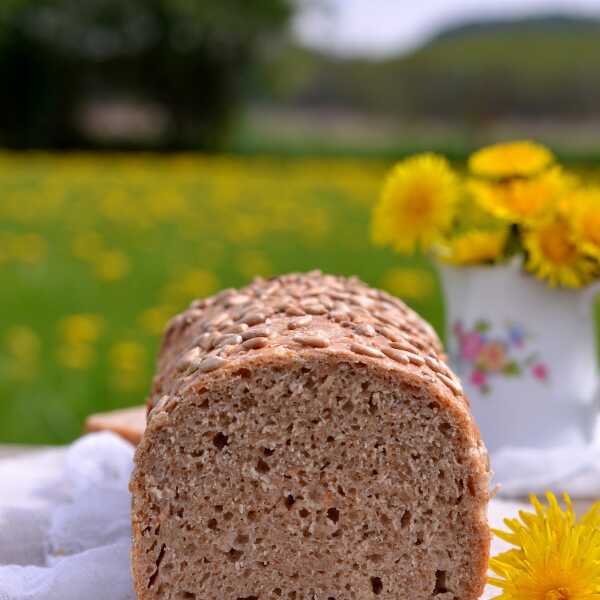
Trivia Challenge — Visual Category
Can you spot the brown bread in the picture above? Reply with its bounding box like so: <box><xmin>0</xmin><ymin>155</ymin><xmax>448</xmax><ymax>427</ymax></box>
<box><xmin>130</xmin><ymin>271</ymin><xmax>490</xmax><ymax>600</ymax></box>
<box><xmin>84</xmin><ymin>406</ymin><xmax>146</xmax><ymax>445</ymax></box>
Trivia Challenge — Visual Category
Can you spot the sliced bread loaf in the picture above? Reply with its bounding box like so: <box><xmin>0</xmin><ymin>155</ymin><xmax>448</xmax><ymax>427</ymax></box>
<box><xmin>84</xmin><ymin>406</ymin><xmax>146</xmax><ymax>445</ymax></box>
<box><xmin>130</xmin><ymin>271</ymin><xmax>489</xmax><ymax>600</ymax></box>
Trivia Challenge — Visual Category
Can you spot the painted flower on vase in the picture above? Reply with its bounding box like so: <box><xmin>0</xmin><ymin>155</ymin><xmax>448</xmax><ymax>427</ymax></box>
<box><xmin>508</xmin><ymin>323</ymin><xmax>525</xmax><ymax>348</ymax></box>
<box><xmin>531</xmin><ymin>362</ymin><xmax>549</xmax><ymax>381</ymax></box>
<box><xmin>460</xmin><ymin>331</ymin><xmax>484</xmax><ymax>361</ymax></box>
<box><xmin>477</xmin><ymin>341</ymin><xmax>508</xmax><ymax>372</ymax></box>
<box><xmin>453</xmin><ymin>319</ymin><xmax>549</xmax><ymax>394</ymax></box>
<box><xmin>471</xmin><ymin>370</ymin><xmax>487</xmax><ymax>387</ymax></box>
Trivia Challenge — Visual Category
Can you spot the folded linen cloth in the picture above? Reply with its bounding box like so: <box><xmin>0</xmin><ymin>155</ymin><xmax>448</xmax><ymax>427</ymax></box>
<box><xmin>0</xmin><ymin>434</ymin><xmax>135</xmax><ymax>600</ymax></box>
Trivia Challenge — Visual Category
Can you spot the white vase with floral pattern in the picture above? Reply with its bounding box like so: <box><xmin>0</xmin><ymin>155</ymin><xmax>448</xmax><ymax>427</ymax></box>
<box><xmin>440</xmin><ymin>259</ymin><xmax>600</xmax><ymax>455</ymax></box>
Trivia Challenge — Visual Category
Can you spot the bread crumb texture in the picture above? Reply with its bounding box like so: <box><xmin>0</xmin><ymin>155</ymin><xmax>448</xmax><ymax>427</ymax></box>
<box><xmin>130</xmin><ymin>271</ymin><xmax>490</xmax><ymax>600</ymax></box>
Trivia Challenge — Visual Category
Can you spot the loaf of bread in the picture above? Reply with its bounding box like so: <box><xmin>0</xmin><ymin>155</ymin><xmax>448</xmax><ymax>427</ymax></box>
<box><xmin>130</xmin><ymin>271</ymin><xmax>490</xmax><ymax>600</ymax></box>
<box><xmin>84</xmin><ymin>406</ymin><xmax>146</xmax><ymax>444</ymax></box>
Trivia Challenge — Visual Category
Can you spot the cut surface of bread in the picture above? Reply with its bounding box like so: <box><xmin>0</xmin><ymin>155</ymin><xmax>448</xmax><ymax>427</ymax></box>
<box><xmin>130</xmin><ymin>271</ymin><xmax>489</xmax><ymax>600</ymax></box>
<box><xmin>85</xmin><ymin>406</ymin><xmax>146</xmax><ymax>445</ymax></box>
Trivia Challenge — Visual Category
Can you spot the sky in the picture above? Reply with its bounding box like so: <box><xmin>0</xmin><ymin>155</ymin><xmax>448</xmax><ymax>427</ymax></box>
<box><xmin>294</xmin><ymin>0</ymin><xmax>600</xmax><ymax>56</ymax></box>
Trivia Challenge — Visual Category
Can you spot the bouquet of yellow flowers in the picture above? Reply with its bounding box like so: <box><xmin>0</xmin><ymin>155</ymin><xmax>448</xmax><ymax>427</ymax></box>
<box><xmin>372</xmin><ymin>141</ymin><xmax>600</xmax><ymax>288</ymax></box>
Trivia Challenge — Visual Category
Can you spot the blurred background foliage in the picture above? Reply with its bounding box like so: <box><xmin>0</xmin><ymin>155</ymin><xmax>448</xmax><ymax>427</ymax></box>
<box><xmin>0</xmin><ymin>0</ymin><xmax>293</xmax><ymax>149</ymax></box>
<box><xmin>2</xmin><ymin>2</ymin><xmax>600</xmax><ymax>153</ymax></box>
<box><xmin>2</xmin><ymin>1</ymin><xmax>600</xmax><ymax>443</ymax></box>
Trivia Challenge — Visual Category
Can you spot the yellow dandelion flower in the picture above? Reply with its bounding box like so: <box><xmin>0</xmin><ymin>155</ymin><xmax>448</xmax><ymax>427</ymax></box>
<box><xmin>72</xmin><ymin>231</ymin><xmax>104</xmax><ymax>261</ymax></box>
<box><xmin>439</xmin><ymin>228</ymin><xmax>509</xmax><ymax>266</ymax></box>
<box><xmin>489</xmin><ymin>492</ymin><xmax>600</xmax><ymax>600</ymax></box>
<box><xmin>94</xmin><ymin>249</ymin><xmax>130</xmax><ymax>281</ymax></box>
<box><xmin>5</xmin><ymin>326</ymin><xmax>40</xmax><ymax>361</ymax></box>
<box><xmin>56</xmin><ymin>343</ymin><xmax>96</xmax><ymax>370</ymax></box>
<box><xmin>138</xmin><ymin>305</ymin><xmax>175</xmax><ymax>336</ymax></box>
<box><xmin>523</xmin><ymin>215</ymin><xmax>597</xmax><ymax>288</ymax></box>
<box><xmin>569</xmin><ymin>187</ymin><xmax>600</xmax><ymax>259</ymax></box>
<box><xmin>4</xmin><ymin>325</ymin><xmax>40</xmax><ymax>380</ymax></box>
<box><xmin>372</xmin><ymin>153</ymin><xmax>459</xmax><ymax>253</ymax></box>
<box><xmin>109</xmin><ymin>341</ymin><xmax>147</xmax><ymax>391</ymax></box>
<box><xmin>236</xmin><ymin>250</ymin><xmax>273</xmax><ymax>280</ymax></box>
<box><xmin>59</xmin><ymin>314</ymin><xmax>103</xmax><ymax>344</ymax></box>
<box><xmin>162</xmin><ymin>269</ymin><xmax>219</xmax><ymax>305</ymax></box>
<box><xmin>469</xmin><ymin>140</ymin><xmax>554</xmax><ymax>179</ymax></box>
<box><xmin>300</xmin><ymin>208</ymin><xmax>330</xmax><ymax>244</ymax></box>
<box><xmin>470</xmin><ymin>168</ymin><xmax>576</xmax><ymax>225</ymax></box>
<box><xmin>9</xmin><ymin>233</ymin><xmax>48</xmax><ymax>264</ymax></box>
<box><xmin>380</xmin><ymin>267</ymin><xmax>436</xmax><ymax>301</ymax></box>
<box><xmin>56</xmin><ymin>314</ymin><xmax>103</xmax><ymax>370</ymax></box>
<box><xmin>148</xmin><ymin>190</ymin><xmax>188</xmax><ymax>221</ymax></box>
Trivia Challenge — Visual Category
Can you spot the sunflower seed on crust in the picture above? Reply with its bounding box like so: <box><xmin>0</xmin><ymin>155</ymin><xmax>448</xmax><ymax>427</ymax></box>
<box><xmin>241</xmin><ymin>327</ymin><xmax>272</xmax><ymax>341</ymax></box>
<box><xmin>349</xmin><ymin>343</ymin><xmax>385</xmax><ymax>358</ymax></box>
<box><xmin>226</xmin><ymin>294</ymin><xmax>250</xmax><ymax>306</ymax></box>
<box><xmin>223</xmin><ymin>323</ymin><xmax>249</xmax><ymax>335</ymax></box>
<box><xmin>241</xmin><ymin>312</ymin><xmax>267</xmax><ymax>326</ymax></box>
<box><xmin>214</xmin><ymin>334</ymin><xmax>242</xmax><ymax>348</ymax></box>
<box><xmin>404</xmin><ymin>352</ymin><xmax>425</xmax><ymax>366</ymax></box>
<box><xmin>354</xmin><ymin>323</ymin><xmax>376</xmax><ymax>337</ymax></box>
<box><xmin>197</xmin><ymin>356</ymin><xmax>227</xmax><ymax>373</ymax></box>
<box><xmin>288</xmin><ymin>315</ymin><xmax>313</xmax><ymax>329</ymax></box>
<box><xmin>379</xmin><ymin>326</ymin><xmax>403</xmax><ymax>342</ymax></box>
<box><xmin>438</xmin><ymin>373</ymin><xmax>463</xmax><ymax>396</ymax></box>
<box><xmin>302</xmin><ymin>303</ymin><xmax>328</xmax><ymax>316</ymax></box>
<box><xmin>177</xmin><ymin>347</ymin><xmax>201</xmax><ymax>371</ymax></box>
<box><xmin>381</xmin><ymin>346</ymin><xmax>410</xmax><ymax>364</ymax></box>
<box><xmin>242</xmin><ymin>337</ymin><xmax>269</xmax><ymax>350</ymax></box>
<box><xmin>211</xmin><ymin>312</ymin><xmax>230</xmax><ymax>327</ymax></box>
<box><xmin>285</xmin><ymin>305</ymin><xmax>306</xmax><ymax>317</ymax></box>
<box><xmin>293</xmin><ymin>334</ymin><xmax>330</xmax><ymax>348</ymax></box>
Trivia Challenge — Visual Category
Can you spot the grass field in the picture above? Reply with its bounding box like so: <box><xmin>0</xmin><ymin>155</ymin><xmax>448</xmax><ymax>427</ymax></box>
<box><xmin>2</xmin><ymin>153</ymin><xmax>599</xmax><ymax>445</ymax></box>
<box><xmin>0</xmin><ymin>153</ymin><xmax>444</xmax><ymax>444</ymax></box>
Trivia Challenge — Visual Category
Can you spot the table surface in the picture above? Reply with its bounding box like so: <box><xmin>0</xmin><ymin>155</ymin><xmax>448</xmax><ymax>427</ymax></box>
<box><xmin>0</xmin><ymin>444</ymin><xmax>43</xmax><ymax>459</ymax></box>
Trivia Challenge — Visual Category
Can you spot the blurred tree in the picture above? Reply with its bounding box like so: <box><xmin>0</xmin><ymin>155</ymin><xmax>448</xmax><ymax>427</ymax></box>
<box><xmin>0</xmin><ymin>0</ymin><xmax>294</xmax><ymax>149</ymax></box>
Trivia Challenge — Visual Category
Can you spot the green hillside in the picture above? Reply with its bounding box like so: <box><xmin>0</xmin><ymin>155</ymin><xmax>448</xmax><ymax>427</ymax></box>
<box><xmin>270</xmin><ymin>15</ymin><xmax>600</xmax><ymax>120</ymax></box>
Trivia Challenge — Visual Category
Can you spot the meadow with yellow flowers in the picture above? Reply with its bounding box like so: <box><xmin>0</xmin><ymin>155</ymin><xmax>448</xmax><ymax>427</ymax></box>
<box><xmin>0</xmin><ymin>153</ymin><xmax>443</xmax><ymax>444</ymax></box>
<box><xmin>3</xmin><ymin>151</ymin><xmax>600</xmax><ymax>444</ymax></box>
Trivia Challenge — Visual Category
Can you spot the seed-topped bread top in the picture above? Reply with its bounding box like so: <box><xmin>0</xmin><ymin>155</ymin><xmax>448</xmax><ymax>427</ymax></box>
<box><xmin>147</xmin><ymin>271</ymin><xmax>465</xmax><ymax>419</ymax></box>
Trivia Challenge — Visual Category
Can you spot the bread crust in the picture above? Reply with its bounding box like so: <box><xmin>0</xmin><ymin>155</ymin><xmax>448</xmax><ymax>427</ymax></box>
<box><xmin>131</xmin><ymin>271</ymin><xmax>490</xmax><ymax>599</ymax></box>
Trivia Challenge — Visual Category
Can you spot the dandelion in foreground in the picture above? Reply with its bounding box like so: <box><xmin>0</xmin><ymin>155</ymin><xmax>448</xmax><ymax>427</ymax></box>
<box><xmin>489</xmin><ymin>492</ymin><xmax>600</xmax><ymax>600</ymax></box>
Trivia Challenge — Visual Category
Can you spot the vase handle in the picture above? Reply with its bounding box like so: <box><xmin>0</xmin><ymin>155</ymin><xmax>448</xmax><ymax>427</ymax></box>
<box><xmin>580</xmin><ymin>281</ymin><xmax>600</xmax><ymax>315</ymax></box>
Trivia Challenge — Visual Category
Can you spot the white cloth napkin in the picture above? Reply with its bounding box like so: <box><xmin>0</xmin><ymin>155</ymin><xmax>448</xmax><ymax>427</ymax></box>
<box><xmin>493</xmin><ymin>420</ymin><xmax>600</xmax><ymax>498</ymax></box>
<box><xmin>0</xmin><ymin>434</ymin><xmax>135</xmax><ymax>600</ymax></box>
<box><xmin>0</xmin><ymin>432</ymin><xmax>525</xmax><ymax>600</ymax></box>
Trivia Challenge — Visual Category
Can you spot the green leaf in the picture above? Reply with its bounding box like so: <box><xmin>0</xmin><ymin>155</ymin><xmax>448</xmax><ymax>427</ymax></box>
<box><xmin>474</xmin><ymin>320</ymin><xmax>490</xmax><ymax>333</ymax></box>
<box><xmin>502</xmin><ymin>361</ymin><xmax>521</xmax><ymax>376</ymax></box>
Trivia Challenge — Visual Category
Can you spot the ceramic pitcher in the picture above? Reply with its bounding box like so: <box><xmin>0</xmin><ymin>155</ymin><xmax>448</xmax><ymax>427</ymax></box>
<box><xmin>440</xmin><ymin>260</ymin><xmax>600</xmax><ymax>454</ymax></box>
